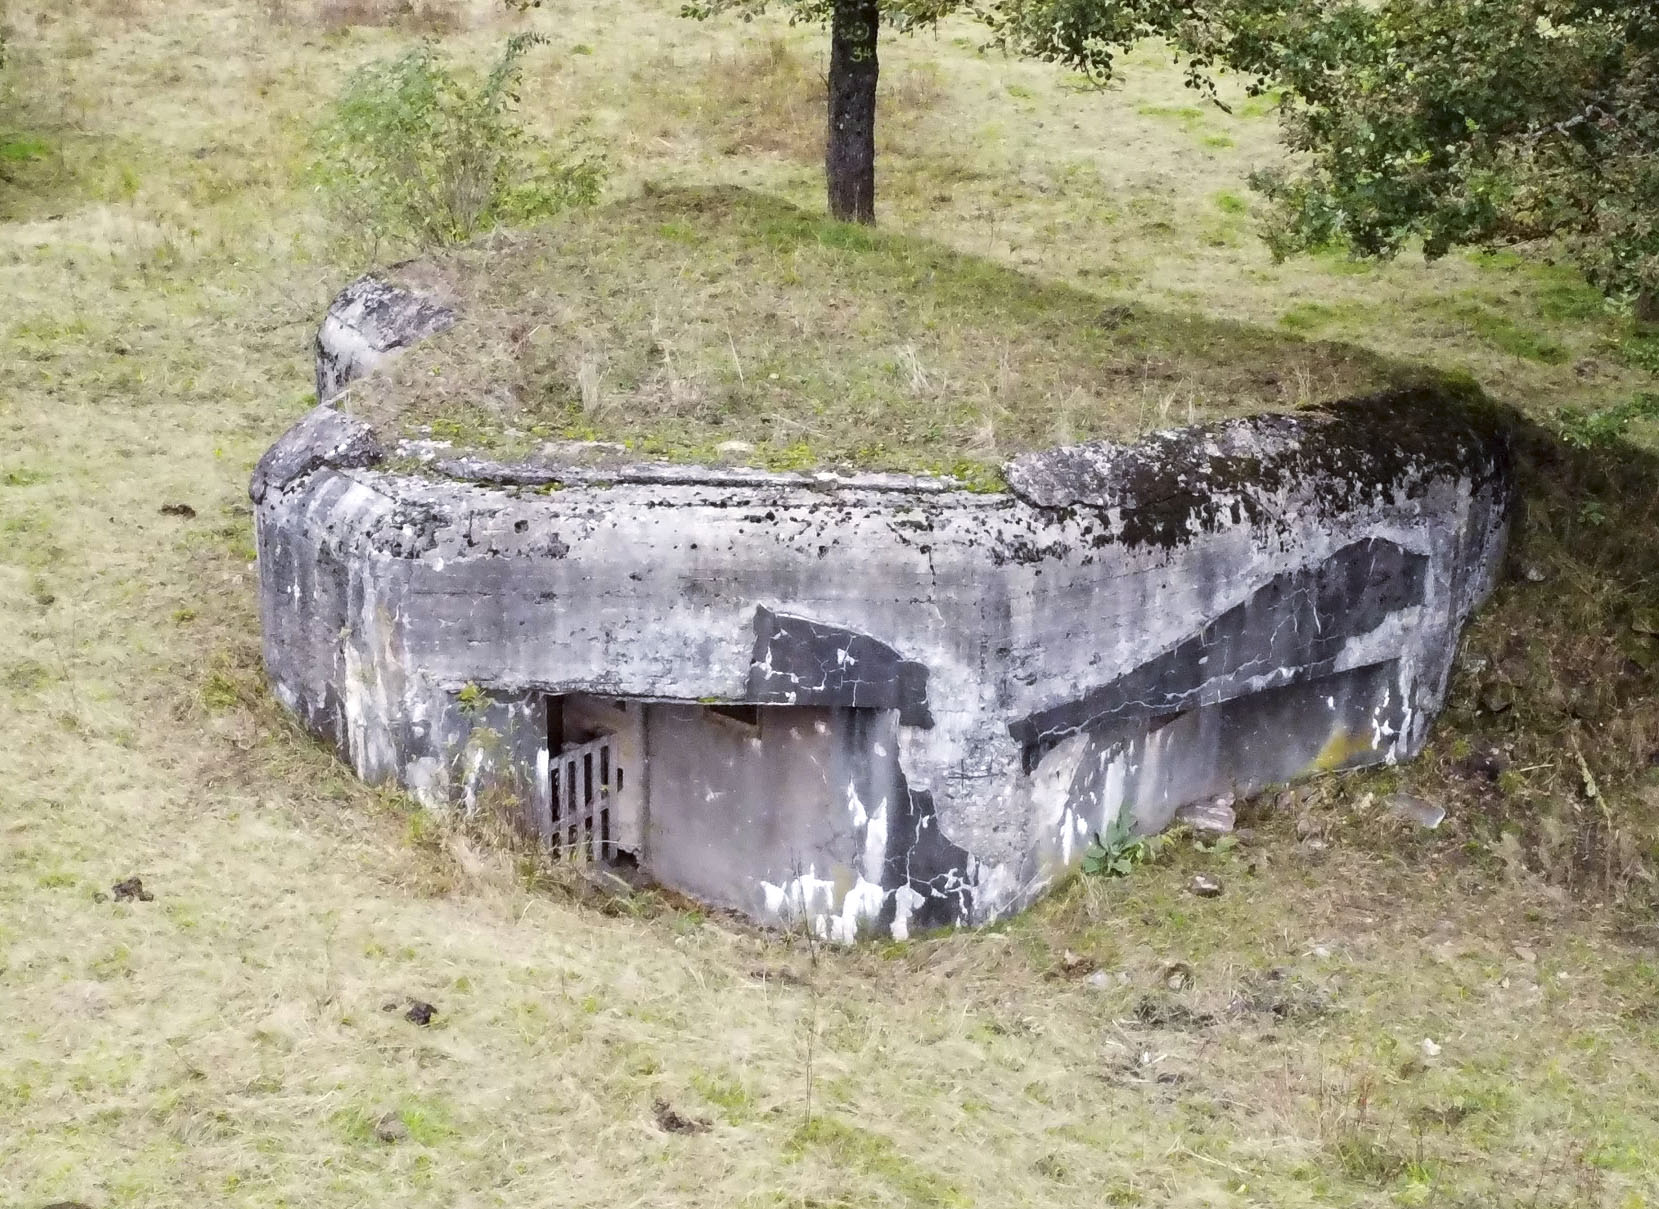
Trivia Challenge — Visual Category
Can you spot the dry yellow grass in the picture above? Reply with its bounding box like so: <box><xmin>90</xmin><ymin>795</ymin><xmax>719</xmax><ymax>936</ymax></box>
<box><xmin>2</xmin><ymin>2</ymin><xmax>1658</xmax><ymax>1207</ymax></box>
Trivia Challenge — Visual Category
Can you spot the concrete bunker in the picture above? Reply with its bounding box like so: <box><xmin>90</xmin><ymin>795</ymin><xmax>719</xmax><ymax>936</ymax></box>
<box><xmin>254</xmin><ymin>245</ymin><xmax>1514</xmax><ymax>940</ymax></box>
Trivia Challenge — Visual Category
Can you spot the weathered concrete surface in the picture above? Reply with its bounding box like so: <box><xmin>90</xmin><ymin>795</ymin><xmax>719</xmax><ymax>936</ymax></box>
<box><xmin>271</xmin><ymin>268</ymin><xmax>1517</xmax><ymax>937</ymax></box>
<box><xmin>314</xmin><ymin>276</ymin><xmax>455</xmax><ymax>405</ymax></box>
<box><xmin>255</xmin><ymin>362</ymin><xmax>1512</xmax><ymax>938</ymax></box>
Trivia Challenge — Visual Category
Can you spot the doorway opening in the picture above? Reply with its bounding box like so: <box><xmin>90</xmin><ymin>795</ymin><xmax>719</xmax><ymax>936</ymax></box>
<box><xmin>546</xmin><ymin>694</ymin><xmax>645</xmax><ymax>865</ymax></box>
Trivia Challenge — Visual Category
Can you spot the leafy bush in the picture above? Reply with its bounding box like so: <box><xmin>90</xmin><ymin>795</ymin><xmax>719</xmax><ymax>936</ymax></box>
<box><xmin>1555</xmin><ymin>393</ymin><xmax>1659</xmax><ymax>450</ymax></box>
<box><xmin>310</xmin><ymin>35</ymin><xmax>604</xmax><ymax>253</ymax></box>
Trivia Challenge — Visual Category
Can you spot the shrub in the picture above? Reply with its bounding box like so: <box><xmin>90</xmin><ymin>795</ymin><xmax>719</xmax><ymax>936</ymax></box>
<box><xmin>1555</xmin><ymin>393</ymin><xmax>1659</xmax><ymax>450</ymax></box>
<box><xmin>310</xmin><ymin>34</ymin><xmax>604</xmax><ymax>254</ymax></box>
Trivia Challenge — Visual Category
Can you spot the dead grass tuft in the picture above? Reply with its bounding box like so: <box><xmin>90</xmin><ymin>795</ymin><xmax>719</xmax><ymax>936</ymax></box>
<box><xmin>311</xmin><ymin>0</ymin><xmax>468</xmax><ymax>34</ymax></box>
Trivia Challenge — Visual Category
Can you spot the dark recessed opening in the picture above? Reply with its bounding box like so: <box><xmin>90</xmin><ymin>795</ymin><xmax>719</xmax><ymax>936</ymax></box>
<box><xmin>708</xmin><ymin>703</ymin><xmax>761</xmax><ymax>727</ymax></box>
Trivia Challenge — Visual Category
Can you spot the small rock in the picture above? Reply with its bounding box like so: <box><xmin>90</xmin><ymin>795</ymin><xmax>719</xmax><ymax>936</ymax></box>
<box><xmin>1188</xmin><ymin>874</ymin><xmax>1223</xmax><ymax>899</ymax></box>
<box><xmin>403</xmin><ymin>1000</ymin><xmax>438</xmax><ymax>1027</ymax></box>
<box><xmin>1524</xmin><ymin>565</ymin><xmax>1547</xmax><ymax>584</ymax></box>
<box><xmin>1273</xmin><ymin>788</ymin><xmax>1298</xmax><ymax>813</ymax></box>
<box><xmin>1175</xmin><ymin>795</ymin><xmax>1235</xmax><ymax>834</ymax></box>
<box><xmin>715</xmin><ymin>440</ymin><xmax>755</xmax><ymax>457</ymax></box>
<box><xmin>1294</xmin><ymin>813</ymin><xmax>1320</xmax><ymax>841</ymax></box>
<box><xmin>1569</xmin><ymin>690</ymin><xmax>1608</xmax><ymax>723</ymax></box>
<box><xmin>1458</xmin><ymin>747</ymin><xmax>1510</xmax><ymax>782</ymax></box>
<box><xmin>1058</xmin><ymin>949</ymin><xmax>1094</xmax><ymax>977</ymax></box>
<box><xmin>1133</xmin><ymin>995</ymin><xmax>1214</xmax><ymax>1030</ymax></box>
<box><xmin>653</xmin><ymin>1098</ymin><xmax>710</xmax><ymax>1134</ymax></box>
<box><xmin>1479</xmin><ymin>680</ymin><xmax>1516</xmax><ymax>714</ymax></box>
<box><xmin>111</xmin><ymin>876</ymin><xmax>153</xmax><ymax>902</ymax></box>
<box><xmin>1310</xmin><ymin>944</ymin><xmax>1333</xmax><ymax>960</ymax></box>
<box><xmin>1513</xmin><ymin>944</ymin><xmax>1537</xmax><ymax>964</ymax></box>
<box><xmin>1161</xmin><ymin>961</ymin><xmax>1193</xmax><ymax>992</ymax></box>
<box><xmin>373</xmin><ymin>1112</ymin><xmax>409</xmax><ymax>1143</ymax></box>
<box><xmin>1421</xmin><ymin>1037</ymin><xmax>1442</xmax><ymax>1058</ymax></box>
<box><xmin>159</xmin><ymin>503</ymin><xmax>197</xmax><ymax>519</ymax></box>
<box><xmin>1384</xmin><ymin>793</ymin><xmax>1446</xmax><ymax>830</ymax></box>
<box><xmin>1084</xmin><ymin>970</ymin><xmax>1113</xmax><ymax>991</ymax></box>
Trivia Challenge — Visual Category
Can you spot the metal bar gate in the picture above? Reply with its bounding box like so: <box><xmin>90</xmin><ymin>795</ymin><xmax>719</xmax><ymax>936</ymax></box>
<box><xmin>550</xmin><ymin>733</ymin><xmax>618</xmax><ymax>861</ymax></box>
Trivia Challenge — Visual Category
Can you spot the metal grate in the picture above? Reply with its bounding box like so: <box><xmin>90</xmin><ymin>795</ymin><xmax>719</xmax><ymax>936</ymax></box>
<box><xmin>550</xmin><ymin>733</ymin><xmax>619</xmax><ymax>861</ymax></box>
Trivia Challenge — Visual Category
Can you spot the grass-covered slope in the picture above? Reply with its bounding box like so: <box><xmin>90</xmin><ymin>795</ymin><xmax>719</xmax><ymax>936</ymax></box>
<box><xmin>357</xmin><ymin>186</ymin><xmax>1401</xmax><ymax>475</ymax></box>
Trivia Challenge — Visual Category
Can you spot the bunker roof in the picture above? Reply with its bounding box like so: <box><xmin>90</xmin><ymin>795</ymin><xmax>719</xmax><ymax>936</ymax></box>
<box><xmin>345</xmin><ymin>186</ymin><xmax>1414</xmax><ymax>481</ymax></box>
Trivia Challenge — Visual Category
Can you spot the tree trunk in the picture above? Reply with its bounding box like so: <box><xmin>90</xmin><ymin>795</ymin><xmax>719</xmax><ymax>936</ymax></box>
<box><xmin>1637</xmin><ymin>287</ymin><xmax>1658</xmax><ymax>327</ymax></box>
<box><xmin>827</xmin><ymin>0</ymin><xmax>879</xmax><ymax>224</ymax></box>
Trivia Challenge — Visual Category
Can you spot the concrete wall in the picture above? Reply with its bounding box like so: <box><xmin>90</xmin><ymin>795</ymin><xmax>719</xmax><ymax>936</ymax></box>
<box><xmin>252</xmin><ymin>280</ymin><xmax>1514</xmax><ymax>938</ymax></box>
<box><xmin>645</xmin><ymin>705</ymin><xmax>843</xmax><ymax>928</ymax></box>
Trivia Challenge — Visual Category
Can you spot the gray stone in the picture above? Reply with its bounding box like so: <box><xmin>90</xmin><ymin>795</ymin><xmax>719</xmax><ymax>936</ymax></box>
<box><xmin>250</xmin><ymin>406</ymin><xmax>382</xmax><ymax>504</ymax></box>
<box><xmin>249</xmin><ymin>287</ymin><xmax>1513</xmax><ymax>941</ymax></box>
<box><xmin>314</xmin><ymin>275</ymin><xmax>456</xmax><ymax>404</ymax></box>
<box><xmin>1480</xmin><ymin>680</ymin><xmax>1517</xmax><ymax>714</ymax></box>
<box><xmin>1384</xmin><ymin>792</ymin><xmax>1446</xmax><ymax>829</ymax></box>
<box><xmin>1175</xmin><ymin>795</ymin><xmax>1236</xmax><ymax>834</ymax></box>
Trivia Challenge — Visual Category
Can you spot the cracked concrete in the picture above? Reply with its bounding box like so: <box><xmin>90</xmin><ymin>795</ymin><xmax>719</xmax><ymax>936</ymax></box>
<box><xmin>250</xmin><ymin>280</ymin><xmax>1514</xmax><ymax>939</ymax></box>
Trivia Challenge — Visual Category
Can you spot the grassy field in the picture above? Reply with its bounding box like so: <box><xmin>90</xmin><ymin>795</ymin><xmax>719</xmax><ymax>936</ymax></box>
<box><xmin>2</xmin><ymin>1</ymin><xmax>1659</xmax><ymax>1206</ymax></box>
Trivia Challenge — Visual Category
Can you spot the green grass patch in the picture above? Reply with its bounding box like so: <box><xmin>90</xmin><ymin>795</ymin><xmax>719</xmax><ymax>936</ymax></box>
<box><xmin>1212</xmin><ymin>190</ymin><xmax>1248</xmax><ymax>215</ymax></box>
<box><xmin>1136</xmin><ymin>103</ymin><xmax>1206</xmax><ymax>128</ymax></box>
<box><xmin>1535</xmin><ymin>276</ymin><xmax>1607</xmax><ymax>322</ymax></box>
<box><xmin>1435</xmin><ymin>299</ymin><xmax>1572</xmax><ymax>364</ymax></box>
<box><xmin>1236</xmin><ymin>88</ymin><xmax>1286</xmax><ymax>119</ymax></box>
<box><xmin>0</xmin><ymin>134</ymin><xmax>52</xmax><ymax>164</ymax></box>
<box><xmin>1279</xmin><ymin>301</ymin><xmax>1343</xmax><ymax>332</ymax></box>
<box><xmin>786</xmin><ymin>1115</ymin><xmax>968</xmax><ymax>1208</ymax></box>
